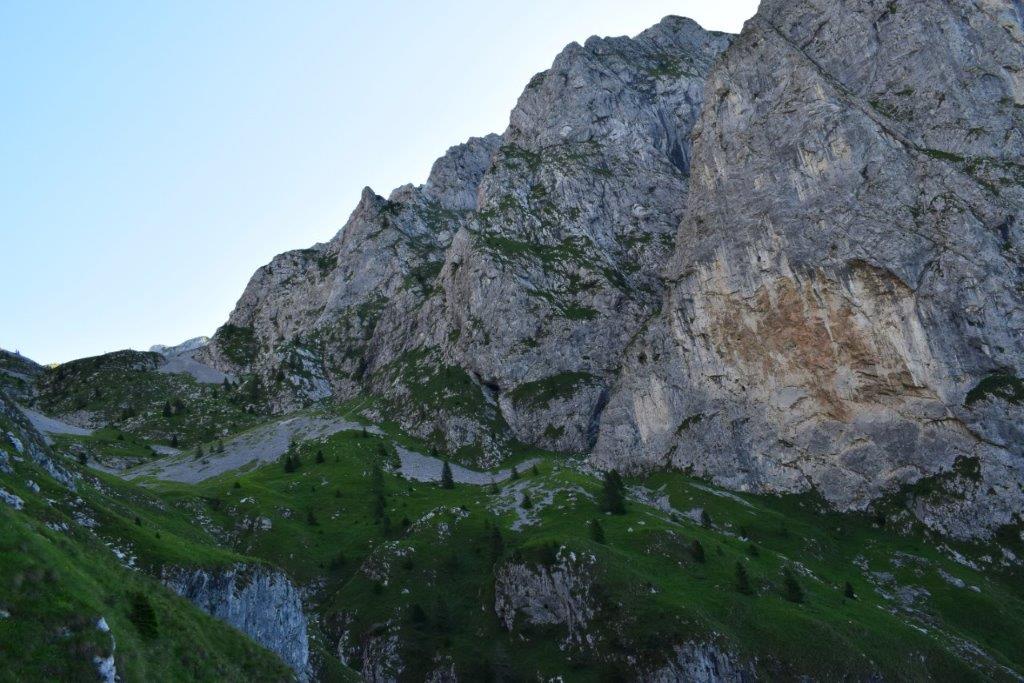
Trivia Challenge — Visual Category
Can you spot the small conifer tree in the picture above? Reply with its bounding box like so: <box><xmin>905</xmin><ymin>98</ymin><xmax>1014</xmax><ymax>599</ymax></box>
<box><xmin>440</xmin><ymin>460</ymin><xmax>454</xmax><ymax>489</ymax></box>
<box><xmin>590</xmin><ymin>519</ymin><xmax>606</xmax><ymax>544</ymax></box>
<box><xmin>735</xmin><ymin>562</ymin><xmax>752</xmax><ymax>594</ymax></box>
<box><xmin>783</xmin><ymin>568</ymin><xmax>804</xmax><ymax>603</ymax></box>
<box><xmin>690</xmin><ymin>539</ymin><xmax>706</xmax><ymax>563</ymax></box>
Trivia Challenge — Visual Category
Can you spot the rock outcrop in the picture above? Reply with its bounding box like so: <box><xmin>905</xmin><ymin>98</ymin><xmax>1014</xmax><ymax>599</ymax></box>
<box><xmin>642</xmin><ymin>641</ymin><xmax>755</xmax><ymax>683</ymax></box>
<box><xmin>593</xmin><ymin>0</ymin><xmax>1024</xmax><ymax>539</ymax></box>
<box><xmin>163</xmin><ymin>563</ymin><xmax>311</xmax><ymax>679</ymax></box>
<box><xmin>493</xmin><ymin>549</ymin><xmax>596</xmax><ymax>647</ymax></box>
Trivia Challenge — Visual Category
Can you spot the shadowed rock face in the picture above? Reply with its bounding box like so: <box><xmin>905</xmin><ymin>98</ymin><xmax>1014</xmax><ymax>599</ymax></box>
<box><xmin>593</xmin><ymin>0</ymin><xmax>1024</xmax><ymax>539</ymax></box>
<box><xmin>163</xmin><ymin>564</ymin><xmax>311</xmax><ymax>679</ymax></box>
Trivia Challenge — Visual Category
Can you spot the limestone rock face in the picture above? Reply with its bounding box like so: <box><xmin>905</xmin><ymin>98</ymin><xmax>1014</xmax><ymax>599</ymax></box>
<box><xmin>205</xmin><ymin>3</ymin><xmax>1024</xmax><ymax>537</ymax></box>
<box><xmin>204</xmin><ymin>17</ymin><xmax>731</xmax><ymax>458</ymax></box>
<box><xmin>162</xmin><ymin>563</ymin><xmax>311</xmax><ymax>679</ymax></box>
<box><xmin>493</xmin><ymin>550</ymin><xmax>596</xmax><ymax>648</ymax></box>
<box><xmin>593</xmin><ymin>0</ymin><xmax>1024</xmax><ymax>539</ymax></box>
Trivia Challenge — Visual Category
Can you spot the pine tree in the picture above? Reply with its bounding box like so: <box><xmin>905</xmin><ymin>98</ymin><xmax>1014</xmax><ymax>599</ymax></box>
<box><xmin>589</xmin><ymin>519</ymin><xmax>606</xmax><ymax>544</ymax></box>
<box><xmin>128</xmin><ymin>592</ymin><xmax>159</xmax><ymax>640</ymax></box>
<box><xmin>700</xmin><ymin>509</ymin><xmax>712</xmax><ymax>528</ymax></box>
<box><xmin>162</xmin><ymin>401</ymin><xmax>172</xmax><ymax>417</ymax></box>
<box><xmin>844</xmin><ymin>581</ymin><xmax>856</xmax><ymax>600</ymax></box>
<box><xmin>170</xmin><ymin>434</ymin><xmax>179</xmax><ymax>448</ymax></box>
<box><xmin>440</xmin><ymin>460</ymin><xmax>454</xmax><ymax>489</ymax></box>
<box><xmin>409</xmin><ymin>603</ymin><xmax>427</xmax><ymax>625</ymax></box>
<box><xmin>509</xmin><ymin>464</ymin><xmax>519</xmax><ymax>480</ymax></box>
<box><xmin>783</xmin><ymin>568</ymin><xmax>804</xmax><ymax>603</ymax></box>
<box><xmin>735</xmin><ymin>562</ymin><xmax>752</xmax><ymax>594</ymax></box>
<box><xmin>315</xmin><ymin>449</ymin><xmax>325</xmax><ymax>464</ymax></box>
<box><xmin>222</xmin><ymin>377</ymin><xmax>230</xmax><ymax>392</ymax></box>
<box><xmin>690</xmin><ymin>539</ymin><xmax>706</xmax><ymax>563</ymax></box>
<box><xmin>361</xmin><ymin>426</ymin><xmax>369</xmax><ymax>438</ymax></box>
<box><xmin>284</xmin><ymin>455</ymin><xmax>296</xmax><ymax>473</ymax></box>
<box><xmin>531</xmin><ymin>463</ymin><xmax>540</xmax><ymax>476</ymax></box>
<box><xmin>306</xmin><ymin>510</ymin><xmax>318</xmax><ymax>526</ymax></box>
<box><xmin>194</xmin><ymin>445</ymin><xmax>204</xmax><ymax>459</ymax></box>
<box><xmin>489</xmin><ymin>526</ymin><xmax>504</xmax><ymax>561</ymax></box>
<box><xmin>216</xmin><ymin>440</ymin><xmax>225</xmax><ymax>454</ymax></box>
<box><xmin>520</xmin><ymin>492</ymin><xmax>533</xmax><ymax>509</ymax></box>
<box><xmin>600</xmin><ymin>470</ymin><xmax>626</xmax><ymax>515</ymax></box>
<box><xmin>748</xmin><ymin>543</ymin><xmax>760</xmax><ymax>558</ymax></box>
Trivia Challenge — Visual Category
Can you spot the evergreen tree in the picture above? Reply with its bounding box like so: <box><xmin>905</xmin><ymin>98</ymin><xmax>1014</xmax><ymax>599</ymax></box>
<box><xmin>600</xmin><ymin>469</ymin><xmax>626</xmax><ymax>514</ymax></box>
<box><xmin>531</xmin><ymin>463</ymin><xmax>540</xmax><ymax>476</ymax></box>
<box><xmin>735</xmin><ymin>562</ymin><xmax>752</xmax><ymax>594</ymax></box>
<box><xmin>409</xmin><ymin>603</ymin><xmax>427</xmax><ymax>625</ymax></box>
<box><xmin>222</xmin><ymin>377</ymin><xmax>230</xmax><ymax>392</ymax></box>
<box><xmin>433</xmin><ymin>596</ymin><xmax>452</xmax><ymax>633</ymax></box>
<box><xmin>489</xmin><ymin>526</ymin><xmax>504</xmax><ymax>561</ymax></box>
<box><xmin>334</xmin><ymin>489</ymin><xmax>342</xmax><ymax>499</ymax></box>
<box><xmin>194</xmin><ymin>445</ymin><xmax>204</xmax><ymax>459</ymax></box>
<box><xmin>589</xmin><ymin>519</ymin><xmax>606</xmax><ymax>544</ymax></box>
<box><xmin>783</xmin><ymin>568</ymin><xmax>804</xmax><ymax>603</ymax></box>
<box><xmin>372</xmin><ymin>493</ymin><xmax>386</xmax><ymax>521</ymax></box>
<box><xmin>489</xmin><ymin>479</ymin><xmax>499</xmax><ymax>494</ymax></box>
<box><xmin>844</xmin><ymin>581</ymin><xmax>856</xmax><ymax>600</ymax></box>
<box><xmin>162</xmin><ymin>401</ymin><xmax>172</xmax><ymax>417</ymax></box>
<box><xmin>170</xmin><ymin>434</ymin><xmax>179</xmax><ymax>448</ymax></box>
<box><xmin>370</xmin><ymin>463</ymin><xmax>384</xmax><ymax>495</ymax></box>
<box><xmin>306</xmin><ymin>510</ymin><xmax>318</xmax><ymax>526</ymax></box>
<box><xmin>315</xmin><ymin>449</ymin><xmax>325</xmax><ymax>464</ymax></box>
<box><xmin>128</xmin><ymin>592</ymin><xmax>159</xmax><ymax>640</ymax></box>
<box><xmin>700</xmin><ymin>509</ymin><xmax>712</xmax><ymax>528</ymax></box>
<box><xmin>690</xmin><ymin>539</ymin><xmax>706</xmax><ymax>563</ymax></box>
<box><xmin>509</xmin><ymin>464</ymin><xmax>519</xmax><ymax>480</ymax></box>
<box><xmin>748</xmin><ymin>543</ymin><xmax>760</xmax><ymax>558</ymax></box>
<box><xmin>284</xmin><ymin>455</ymin><xmax>296</xmax><ymax>473</ymax></box>
<box><xmin>216</xmin><ymin>440</ymin><xmax>225</xmax><ymax>454</ymax></box>
<box><xmin>520</xmin><ymin>492</ymin><xmax>533</xmax><ymax>509</ymax></box>
<box><xmin>440</xmin><ymin>460</ymin><xmax>454</xmax><ymax>489</ymax></box>
<box><xmin>361</xmin><ymin>426</ymin><xmax>369</xmax><ymax>438</ymax></box>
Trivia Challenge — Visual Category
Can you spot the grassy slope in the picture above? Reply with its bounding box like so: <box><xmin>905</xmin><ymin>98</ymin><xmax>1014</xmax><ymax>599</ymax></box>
<box><xmin>0</xmin><ymin>410</ymin><xmax>296</xmax><ymax>681</ymax></box>
<box><xmin>33</xmin><ymin>350</ymin><xmax>265</xmax><ymax>449</ymax></box>
<box><xmin>145</xmin><ymin>427</ymin><xmax>1024</xmax><ymax>681</ymax></box>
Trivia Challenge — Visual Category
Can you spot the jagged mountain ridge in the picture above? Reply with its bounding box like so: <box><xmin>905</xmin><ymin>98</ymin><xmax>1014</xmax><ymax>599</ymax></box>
<box><xmin>204</xmin><ymin>3</ymin><xmax>1024</xmax><ymax>539</ymax></box>
<box><xmin>200</xmin><ymin>16</ymin><xmax>732</xmax><ymax>462</ymax></box>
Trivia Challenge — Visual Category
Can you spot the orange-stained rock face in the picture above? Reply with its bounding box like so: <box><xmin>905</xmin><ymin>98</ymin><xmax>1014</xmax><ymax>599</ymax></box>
<box><xmin>690</xmin><ymin>258</ymin><xmax>936</xmax><ymax>423</ymax></box>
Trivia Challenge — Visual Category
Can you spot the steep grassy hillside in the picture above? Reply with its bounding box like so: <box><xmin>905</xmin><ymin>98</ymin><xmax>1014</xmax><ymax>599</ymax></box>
<box><xmin>0</xmin><ymin>398</ymin><xmax>296</xmax><ymax>681</ymax></box>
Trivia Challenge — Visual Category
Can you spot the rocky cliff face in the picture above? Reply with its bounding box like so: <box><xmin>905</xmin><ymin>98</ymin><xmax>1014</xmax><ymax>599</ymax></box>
<box><xmin>206</xmin><ymin>2</ymin><xmax>1024</xmax><ymax>537</ymax></box>
<box><xmin>203</xmin><ymin>17</ymin><xmax>731</xmax><ymax>461</ymax></box>
<box><xmin>594</xmin><ymin>0</ymin><xmax>1024</xmax><ymax>539</ymax></box>
<box><xmin>162</xmin><ymin>563</ymin><xmax>311</xmax><ymax>679</ymax></box>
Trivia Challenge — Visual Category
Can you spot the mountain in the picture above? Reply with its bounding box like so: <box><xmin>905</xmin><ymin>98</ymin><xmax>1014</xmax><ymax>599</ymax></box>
<box><xmin>204</xmin><ymin>0</ymin><xmax>1024</xmax><ymax>541</ymax></box>
<box><xmin>6</xmin><ymin>2</ymin><xmax>1024</xmax><ymax>680</ymax></box>
<box><xmin>593</xmin><ymin>0</ymin><xmax>1024</xmax><ymax>542</ymax></box>
<box><xmin>198</xmin><ymin>17</ymin><xmax>733</xmax><ymax>464</ymax></box>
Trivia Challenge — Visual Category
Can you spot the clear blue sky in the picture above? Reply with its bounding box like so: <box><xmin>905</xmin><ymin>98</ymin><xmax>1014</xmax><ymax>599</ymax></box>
<box><xmin>1</xmin><ymin>1</ymin><xmax>757</xmax><ymax>365</ymax></box>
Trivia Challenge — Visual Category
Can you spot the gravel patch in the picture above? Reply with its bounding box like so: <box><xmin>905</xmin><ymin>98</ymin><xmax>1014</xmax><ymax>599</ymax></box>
<box><xmin>126</xmin><ymin>415</ymin><xmax>381</xmax><ymax>483</ymax></box>
<box><xmin>18</xmin><ymin>405</ymin><xmax>93</xmax><ymax>444</ymax></box>
<box><xmin>395</xmin><ymin>445</ymin><xmax>540</xmax><ymax>485</ymax></box>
